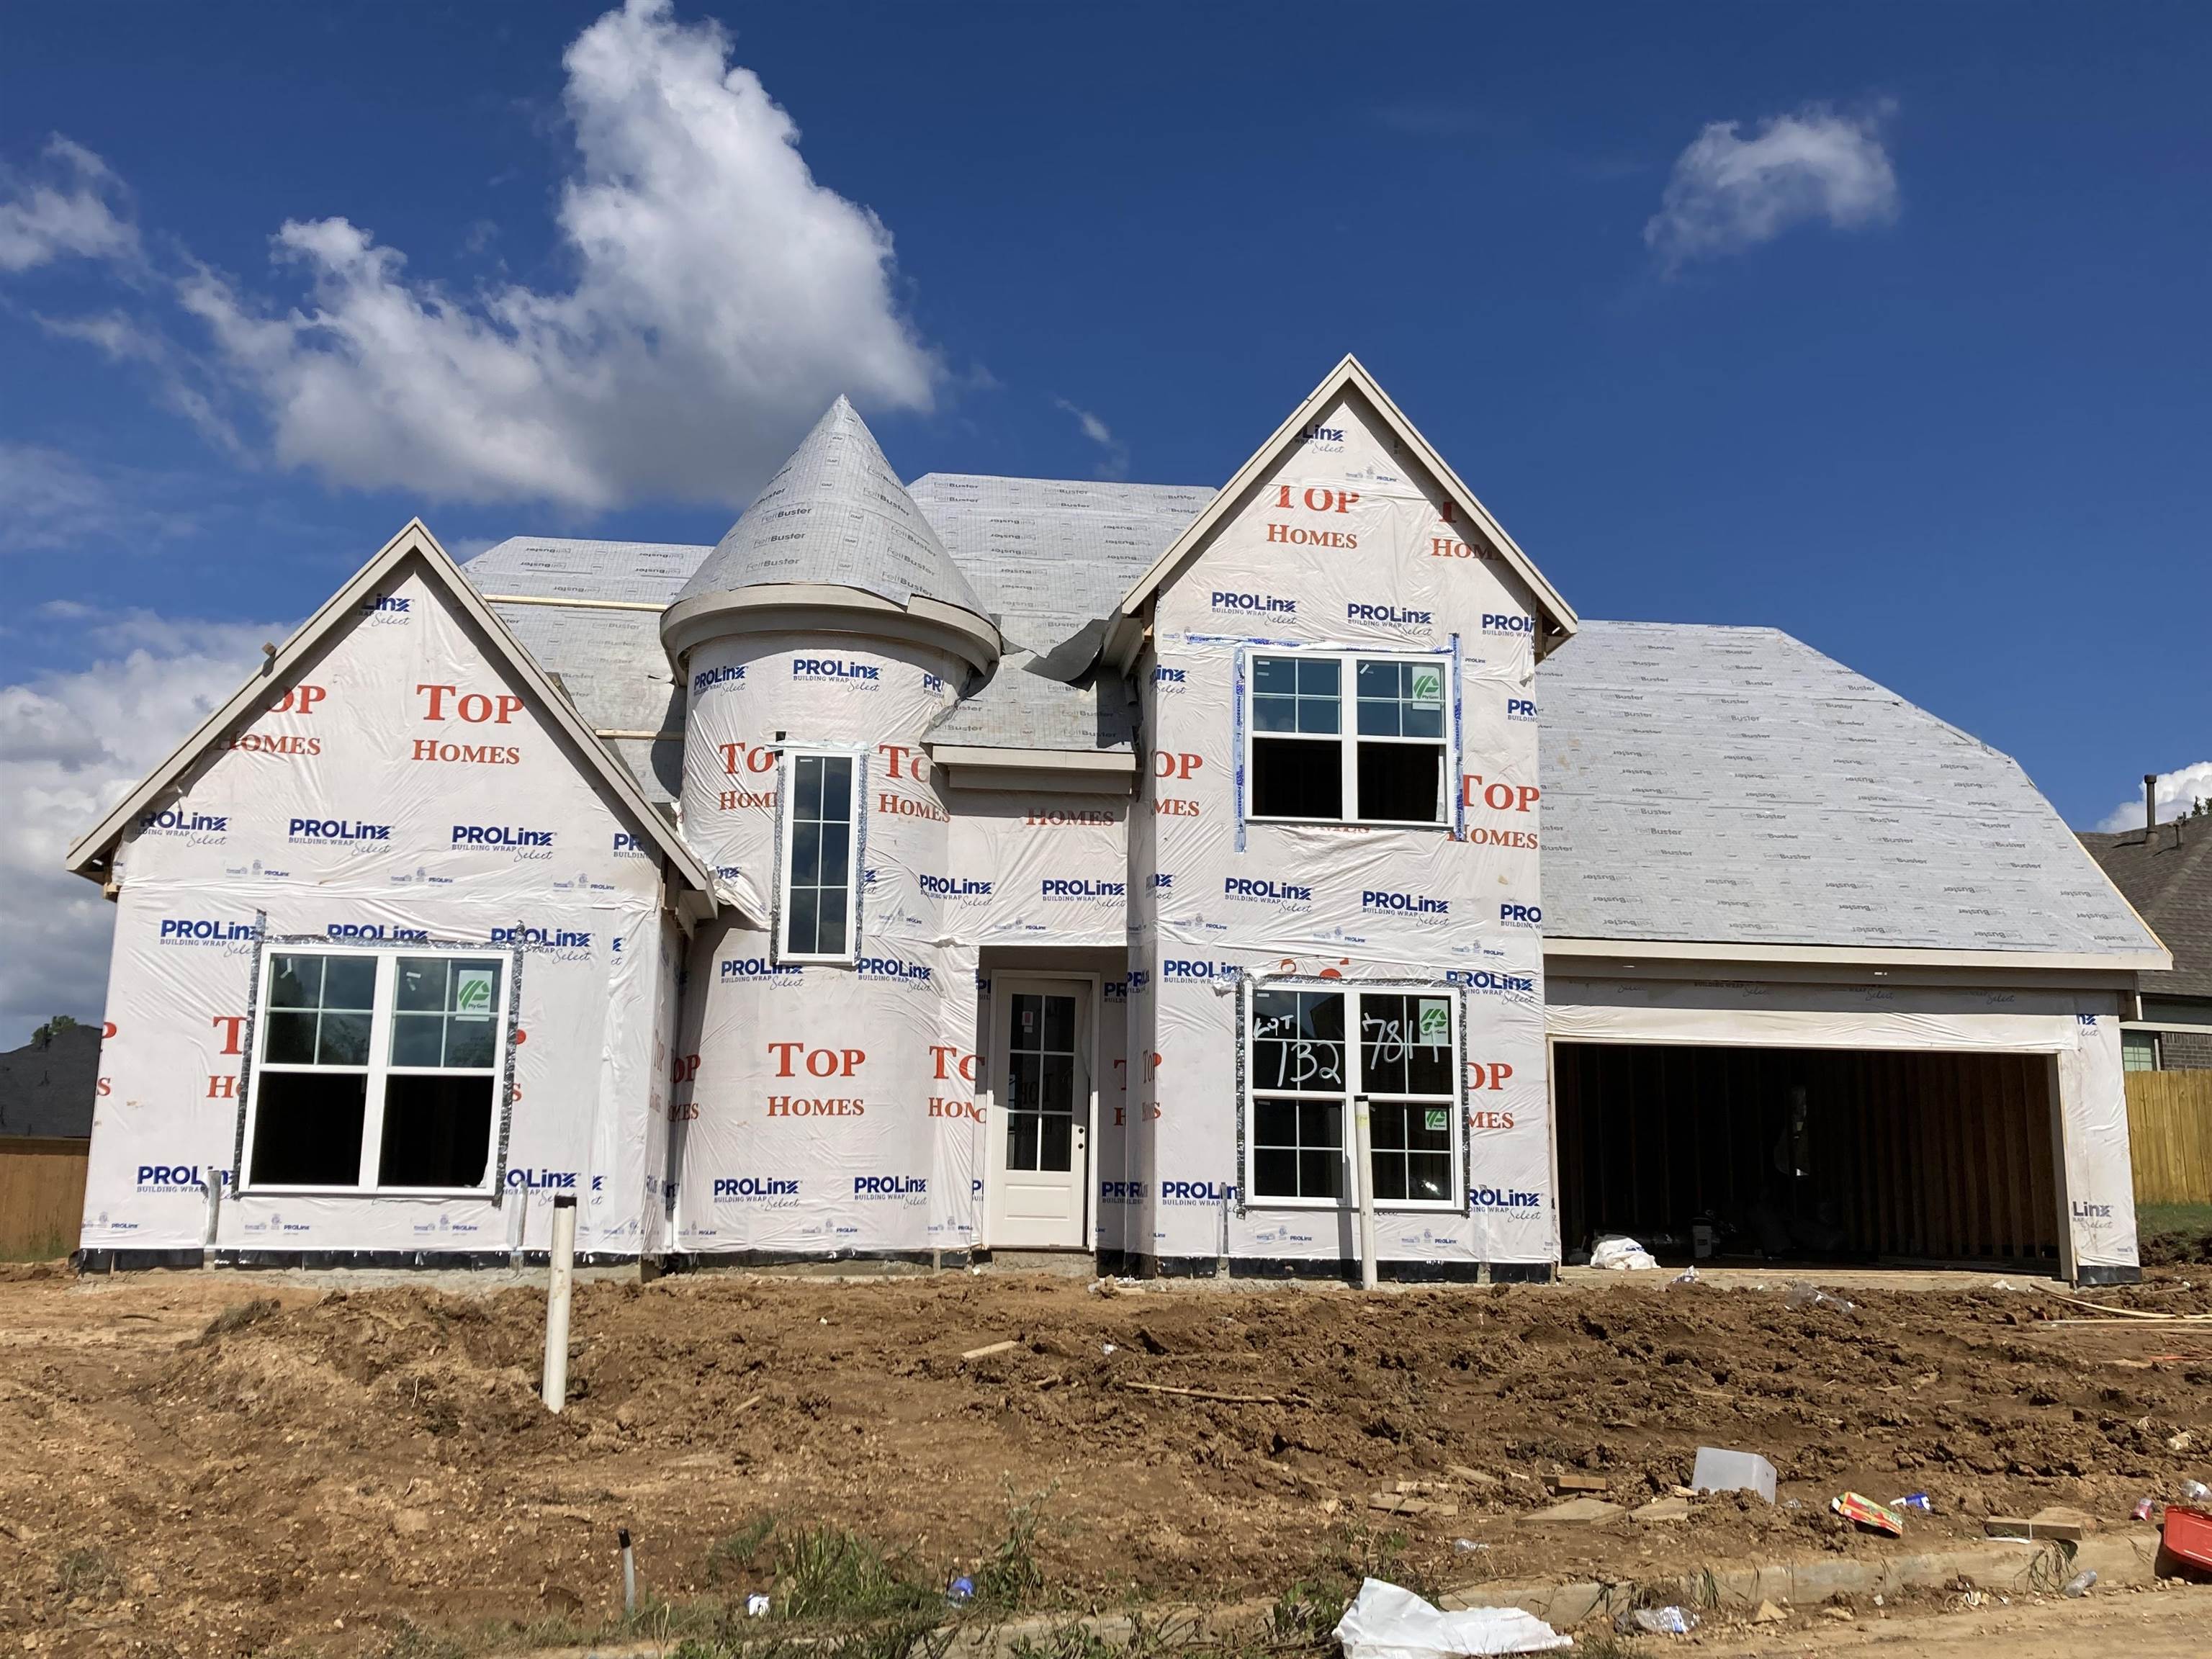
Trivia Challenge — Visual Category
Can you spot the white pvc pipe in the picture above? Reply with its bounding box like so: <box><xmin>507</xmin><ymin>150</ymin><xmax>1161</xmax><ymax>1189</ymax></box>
<box><xmin>542</xmin><ymin>1195</ymin><xmax>577</xmax><ymax>1413</ymax></box>
<box><xmin>1353</xmin><ymin>1095</ymin><xmax>1379</xmax><ymax>1292</ymax></box>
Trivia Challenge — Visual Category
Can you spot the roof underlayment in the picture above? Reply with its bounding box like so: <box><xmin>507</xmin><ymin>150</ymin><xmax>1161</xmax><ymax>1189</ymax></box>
<box><xmin>462</xmin><ymin>469</ymin><xmax>2164</xmax><ymax>966</ymax></box>
<box><xmin>1538</xmin><ymin>621</ymin><xmax>2162</xmax><ymax>956</ymax></box>
<box><xmin>675</xmin><ymin>397</ymin><xmax>988</xmax><ymax>621</ymax></box>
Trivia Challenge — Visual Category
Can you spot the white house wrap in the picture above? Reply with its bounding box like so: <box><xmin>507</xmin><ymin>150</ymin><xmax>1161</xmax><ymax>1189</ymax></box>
<box><xmin>66</xmin><ymin>358</ymin><xmax>2167</xmax><ymax>1282</ymax></box>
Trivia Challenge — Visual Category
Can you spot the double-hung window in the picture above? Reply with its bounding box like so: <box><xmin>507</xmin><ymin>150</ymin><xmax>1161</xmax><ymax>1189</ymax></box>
<box><xmin>1249</xmin><ymin>652</ymin><xmax>1451</xmax><ymax>824</ymax></box>
<box><xmin>243</xmin><ymin>948</ymin><xmax>508</xmax><ymax>1193</ymax></box>
<box><xmin>1248</xmin><ymin>986</ymin><xmax>1459</xmax><ymax>1208</ymax></box>
<box><xmin>779</xmin><ymin>751</ymin><xmax>858</xmax><ymax>961</ymax></box>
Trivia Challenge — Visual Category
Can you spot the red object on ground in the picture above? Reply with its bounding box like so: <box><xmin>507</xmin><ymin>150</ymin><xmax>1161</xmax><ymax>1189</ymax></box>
<box><xmin>2162</xmin><ymin>1506</ymin><xmax>2212</xmax><ymax>1573</ymax></box>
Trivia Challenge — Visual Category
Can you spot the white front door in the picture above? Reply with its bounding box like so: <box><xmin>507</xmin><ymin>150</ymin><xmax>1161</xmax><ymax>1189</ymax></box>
<box><xmin>989</xmin><ymin>978</ymin><xmax>1091</xmax><ymax>1249</ymax></box>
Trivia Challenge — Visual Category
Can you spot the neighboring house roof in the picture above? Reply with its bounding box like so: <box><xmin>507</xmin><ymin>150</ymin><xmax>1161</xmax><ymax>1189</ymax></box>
<box><xmin>67</xmin><ymin>521</ymin><xmax>718</xmax><ymax>908</ymax></box>
<box><xmin>1538</xmin><ymin>621</ymin><xmax>2169</xmax><ymax>966</ymax></box>
<box><xmin>675</xmin><ymin>397</ymin><xmax>989</xmax><ymax>621</ymax></box>
<box><xmin>0</xmin><ymin>1023</ymin><xmax>100</xmax><ymax>1138</ymax></box>
<box><xmin>2077</xmin><ymin>819</ymin><xmax>2212</xmax><ymax>999</ymax></box>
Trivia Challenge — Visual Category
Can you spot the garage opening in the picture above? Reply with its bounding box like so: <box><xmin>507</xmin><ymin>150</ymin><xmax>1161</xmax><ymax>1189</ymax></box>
<box><xmin>1554</xmin><ymin>1043</ymin><xmax>2061</xmax><ymax>1267</ymax></box>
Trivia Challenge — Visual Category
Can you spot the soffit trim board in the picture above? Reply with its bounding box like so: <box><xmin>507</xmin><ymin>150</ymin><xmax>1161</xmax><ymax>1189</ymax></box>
<box><xmin>66</xmin><ymin>518</ymin><xmax>719</xmax><ymax>906</ymax></box>
<box><xmin>1112</xmin><ymin>354</ymin><xmax>1578</xmax><ymax>649</ymax></box>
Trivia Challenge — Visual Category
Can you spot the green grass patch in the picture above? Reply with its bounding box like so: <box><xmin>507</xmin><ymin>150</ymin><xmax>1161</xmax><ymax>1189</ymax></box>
<box><xmin>2139</xmin><ymin>1202</ymin><xmax>2212</xmax><ymax>1265</ymax></box>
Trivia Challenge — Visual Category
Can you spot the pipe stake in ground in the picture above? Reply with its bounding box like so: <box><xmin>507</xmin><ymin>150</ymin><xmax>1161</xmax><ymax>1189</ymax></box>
<box><xmin>541</xmin><ymin>1194</ymin><xmax>578</xmax><ymax>1413</ymax></box>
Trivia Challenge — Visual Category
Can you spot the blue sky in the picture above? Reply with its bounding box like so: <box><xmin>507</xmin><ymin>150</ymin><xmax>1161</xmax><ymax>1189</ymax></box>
<box><xmin>2</xmin><ymin>1</ymin><xmax>2207</xmax><ymax>1038</ymax></box>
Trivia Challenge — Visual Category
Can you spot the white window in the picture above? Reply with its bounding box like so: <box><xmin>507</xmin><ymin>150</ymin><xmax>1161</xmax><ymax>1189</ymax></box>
<box><xmin>241</xmin><ymin>948</ymin><xmax>510</xmax><ymax>1194</ymax></box>
<box><xmin>1246</xmin><ymin>986</ymin><xmax>1459</xmax><ymax>1208</ymax></box>
<box><xmin>1246</xmin><ymin>651</ymin><xmax>1452</xmax><ymax>825</ymax></box>
<box><xmin>779</xmin><ymin>750</ymin><xmax>858</xmax><ymax>962</ymax></box>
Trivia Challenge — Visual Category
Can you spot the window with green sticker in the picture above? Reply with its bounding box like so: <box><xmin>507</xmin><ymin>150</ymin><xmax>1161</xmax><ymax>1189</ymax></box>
<box><xmin>1249</xmin><ymin>986</ymin><xmax>1460</xmax><ymax>1209</ymax></box>
<box><xmin>245</xmin><ymin>946</ymin><xmax>509</xmax><ymax>1196</ymax></box>
<box><xmin>1248</xmin><ymin>650</ymin><xmax>1452</xmax><ymax>826</ymax></box>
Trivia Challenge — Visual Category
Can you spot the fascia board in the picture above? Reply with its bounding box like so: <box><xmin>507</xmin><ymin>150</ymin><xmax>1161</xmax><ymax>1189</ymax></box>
<box><xmin>926</xmin><ymin>745</ymin><xmax>1138</xmax><ymax>796</ymax></box>
<box><xmin>68</xmin><ymin>518</ymin><xmax>719</xmax><ymax>906</ymax></box>
<box><xmin>1112</xmin><ymin>354</ymin><xmax>1578</xmax><ymax>649</ymax></box>
<box><xmin>660</xmin><ymin>583</ymin><xmax>1002</xmax><ymax>675</ymax></box>
<box><xmin>926</xmin><ymin>745</ymin><xmax>1135</xmax><ymax>773</ymax></box>
<box><xmin>1544</xmin><ymin>935</ymin><xmax>2173</xmax><ymax>976</ymax></box>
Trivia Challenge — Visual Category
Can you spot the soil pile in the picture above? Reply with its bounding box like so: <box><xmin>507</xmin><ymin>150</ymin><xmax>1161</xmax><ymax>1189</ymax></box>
<box><xmin>1</xmin><ymin>1269</ymin><xmax>2206</xmax><ymax>1657</ymax></box>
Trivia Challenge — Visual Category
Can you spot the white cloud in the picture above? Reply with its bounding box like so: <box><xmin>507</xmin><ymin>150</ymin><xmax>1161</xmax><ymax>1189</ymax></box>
<box><xmin>160</xmin><ymin>0</ymin><xmax>940</xmax><ymax>509</ymax></box>
<box><xmin>0</xmin><ymin>135</ymin><xmax>139</xmax><ymax>272</ymax></box>
<box><xmin>2095</xmin><ymin>760</ymin><xmax>2212</xmax><ymax>832</ymax></box>
<box><xmin>9</xmin><ymin>1</ymin><xmax>940</xmax><ymax>512</ymax></box>
<box><xmin>1645</xmin><ymin>103</ymin><xmax>1898</xmax><ymax>271</ymax></box>
<box><xmin>0</xmin><ymin>611</ymin><xmax>277</xmax><ymax>1045</ymax></box>
<box><xmin>1053</xmin><ymin>396</ymin><xmax>1129</xmax><ymax>480</ymax></box>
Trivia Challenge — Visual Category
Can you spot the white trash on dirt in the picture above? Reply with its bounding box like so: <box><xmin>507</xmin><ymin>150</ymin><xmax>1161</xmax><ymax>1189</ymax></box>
<box><xmin>1691</xmin><ymin>1447</ymin><xmax>1778</xmax><ymax>1503</ymax></box>
<box><xmin>1618</xmin><ymin>1606</ymin><xmax>1699</xmax><ymax>1635</ymax></box>
<box><xmin>1589</xmin><ymin>1237</ymin><xmax>1659</xmax><ymax>1272</ymax></box>
<box><xmin>1333</xmin><ymin>1578</ymin><xmax>1571</xmax><ymax>1658</ymax></box>
<box><xmin>1783</xmin><ymin>1283</ymin><xmax>1856</xmax><ymax>1314</ymax></box>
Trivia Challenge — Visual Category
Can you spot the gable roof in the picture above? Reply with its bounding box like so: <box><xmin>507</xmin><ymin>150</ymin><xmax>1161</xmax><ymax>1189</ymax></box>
<box><xmin>66</xmin><ymin>519</ymin><xmax>718</xmax><ymax>905</ymax></box>
<box><xmin>1109</xmin><ymin>354</ymin><xmax>1577</xmax><ymax>661</ymax></box>
<box><xmin>2077</xmin><ymin>821</ymin><xmax>2212</xmax><ymax>997</ymax></box>
<box><xmin>677</xmin><ymin>397</ymin><xmax>990</xmax><ymax>622</ymax></box>
<box><xmin>1538</xmin><ymin>621</ymin><xmax>2170</xmax><ymax>968</ymax></box>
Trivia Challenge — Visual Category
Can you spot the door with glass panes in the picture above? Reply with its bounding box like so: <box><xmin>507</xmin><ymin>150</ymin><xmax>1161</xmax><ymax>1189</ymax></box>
<box><xmin>989</xmin><ymin>979</ymin><xmax>1091</xmax><ymax>1248</ymax></box>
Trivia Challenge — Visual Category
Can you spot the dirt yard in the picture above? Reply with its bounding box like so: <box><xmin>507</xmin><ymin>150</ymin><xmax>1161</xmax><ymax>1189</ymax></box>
<box><xmin>1</xmin><ymin>1262</ymin><xmax>2207</xmax><ymax>1657</ymax></box>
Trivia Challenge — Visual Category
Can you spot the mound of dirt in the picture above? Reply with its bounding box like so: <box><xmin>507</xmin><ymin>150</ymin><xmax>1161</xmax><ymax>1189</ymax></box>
<box><xmin>1</xmin><ymin>1269</ymin><xmax>2206</xmax><ymax>1657</ymax></box>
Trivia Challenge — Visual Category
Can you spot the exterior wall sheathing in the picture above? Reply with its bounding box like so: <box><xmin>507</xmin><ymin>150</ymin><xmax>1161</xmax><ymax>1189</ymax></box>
<box><xmin>1123</xmin><ymin>392</ymin><xmax>1555</xmax><ymax>1277</ymax></box>
<box><xmin>78</xmin><ymin>559</ymin><xmax>677</xmax><ymax>1267</ymax></box>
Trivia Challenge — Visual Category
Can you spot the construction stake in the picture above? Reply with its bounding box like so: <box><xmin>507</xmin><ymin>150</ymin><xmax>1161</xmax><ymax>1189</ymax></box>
<box><xmin>542</xmin><ymin>1194</ymin><xmax>578</xmax><ymax>1412</ymax></box>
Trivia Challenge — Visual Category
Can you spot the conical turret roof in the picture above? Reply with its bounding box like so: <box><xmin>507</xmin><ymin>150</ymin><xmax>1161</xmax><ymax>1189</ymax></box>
<box><xmin>675</xmin><ymin>397</ymin><xmax>990</xmax><ymax>622</ymax></box>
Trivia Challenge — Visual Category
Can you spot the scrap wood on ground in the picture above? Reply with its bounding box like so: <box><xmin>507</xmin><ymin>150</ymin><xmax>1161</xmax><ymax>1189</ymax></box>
<box><xmin>1</xmin><ymin>1266</ymin><xmax>2208</xmax><ymax>1658</ymax></box>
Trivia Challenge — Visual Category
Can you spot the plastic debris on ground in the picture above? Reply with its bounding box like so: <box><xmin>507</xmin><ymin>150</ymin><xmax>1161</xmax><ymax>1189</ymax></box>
<box><xmin>945</xmin><ymin>1575</ymin><xmax>975</xmax><ymax>1605</ymax></box>
<box><xmin>1691</xmin><ymin>1446</ymin><xmax>1778</xmax><ymax>1503</ymax></box>
<box><xmin>1783</xmin><ymin>1282</ymin><xmax>1856</xmax><ymax>1314</ymax></box>
<box><xmin>745</xmin><ymin>1593</ymin><xmax>770</xmax><ymax>1617</ymax></box>
<box><xmin>2161</xmin><ymin>1504</ymin><xmax>2212</xmax><ymax>1573</ymax></box>
<box><xmin>1589</xmin><ymin>1236</ymin><xmax>1658</xmax><ymax>1272</ymax></box>
<box><xmin>2182</xmin><ymin>1479</ymin><xmax>2212</xmax><ymax>1503</ymax></box>
<box><xmin>1332</xmin><ymin>1577</ymin><xmax>1572</xmax><ymax>1658</ymax></box>
<box><xmin>1616</xmin><ymin>1606</ymin><xmax>1699</xmax><ymax>1636</ymax></box>
<box><xmin>1665</xmin><ymin>1267</ymin><xmax>1699</xmax><ymax>1289</ymax></box>
<box><xmin>2061</xmin><ymin>1569</ymin><xmax>2097</xmax><ymax>1597</ymax></box>
<box><xmin>1452</xmin><ymin>1539</ymin><xmax>1491</xmax><ymax>1553</ymax></box>
<box><xmin>1894</xmin><ymin>1492</ymin><xmax>1933</xmax><ymax>1513</ymax></box>
<box><xmin>1831</xmin><ymin>1492</ymin><xmax>1905</xmax><ymax>1536</ymax></box>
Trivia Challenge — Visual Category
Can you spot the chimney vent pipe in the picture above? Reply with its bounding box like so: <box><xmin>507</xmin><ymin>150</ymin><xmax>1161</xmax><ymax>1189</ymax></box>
<box><xmin>2145</xmin><ymin>773</ymin><xmax>2159</xmax><ymax>836</ymax></box>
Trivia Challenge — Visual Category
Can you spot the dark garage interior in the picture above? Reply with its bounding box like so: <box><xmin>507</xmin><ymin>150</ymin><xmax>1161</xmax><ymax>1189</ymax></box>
<box><xmin>1553</xmin><ymin>1042</ymin><xmax>2063</xmax><ymax>1267</ymax></box>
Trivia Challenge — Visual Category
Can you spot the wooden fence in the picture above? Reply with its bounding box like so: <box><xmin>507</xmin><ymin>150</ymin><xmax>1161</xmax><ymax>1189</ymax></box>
<box><xmin>0</xmin><ymin>1136</ymin><xmax>89</xmax><ymax>1260</ymax></box>
<box><xmin>2128</xmin><ymin>1070</ymin><xmax>2212</xmax><ymax>1205</ymax></box>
